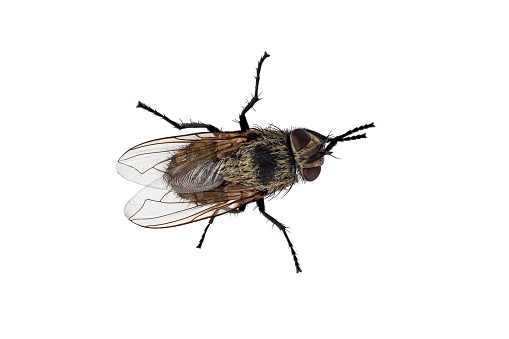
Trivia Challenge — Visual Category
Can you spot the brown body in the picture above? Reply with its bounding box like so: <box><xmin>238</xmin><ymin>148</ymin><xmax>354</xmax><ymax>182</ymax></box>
<box><xmin>165</xmin><ymin>129</ymin><xmax>299</xmax><ymax>207</ymax></box>
<box><xmin>221</xmin><ymin>129</ymin><xmax>297</xmax><ymax>195</ymax></box>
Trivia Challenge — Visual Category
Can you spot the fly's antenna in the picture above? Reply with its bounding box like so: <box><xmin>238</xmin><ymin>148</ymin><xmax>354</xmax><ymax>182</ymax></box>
<box><xmin>324</xmin><ymin>122</ymin><xmax>375</xmax><ymax>152</ymax></box>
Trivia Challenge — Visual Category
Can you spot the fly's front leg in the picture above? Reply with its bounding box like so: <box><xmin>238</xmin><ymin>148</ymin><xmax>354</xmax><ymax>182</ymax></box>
<box><xmin>239</xmin><ymin>52</ymin><xmax>270</xmax><ymax>132</ymax></box>
<box><xmin>137</xmin><ymin>101</ymin><xmax>221</xmax><ymax>132</ymax></box>
<box><xmin>256</xmin><ymin>198</ymin><xmax>302</xmax><ymax>273</ymax></box>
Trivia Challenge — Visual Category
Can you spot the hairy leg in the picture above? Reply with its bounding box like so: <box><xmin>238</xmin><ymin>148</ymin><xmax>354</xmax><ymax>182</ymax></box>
<box><xmin>238</xmin><ymin>52</ymin><xmax>270</xmax><ymax>131</ymax></box>
<box><xmin>195</xmin><ymin>205</ymin><xmax>247</xmax><ymax>248</ymax></box>
<box><xmin>137</xmin><ymin>101</ymin><xmax>222</xmax><ymax>132</ymax></box>
<box><xmin>256</xmin><ymin>198</ymin><xmax>302</xmax><ymax>273</ymax></box>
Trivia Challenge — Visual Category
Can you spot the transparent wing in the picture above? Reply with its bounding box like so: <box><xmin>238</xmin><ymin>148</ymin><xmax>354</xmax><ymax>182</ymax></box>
<box><xmin>124</xmin><ymin>185</ymin><xmax>263</xmax><ymax>228</ymax></box>
<box><xmin>116</xmin><ymin>132</ymin><xmax>249</xmax><ymax>190</ymax></box>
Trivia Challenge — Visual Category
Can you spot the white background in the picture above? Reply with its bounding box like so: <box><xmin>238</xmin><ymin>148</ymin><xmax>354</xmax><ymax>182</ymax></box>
<box><xmin>1</xmin><ymin>1</ymin><xmax>508</xmax><ymax>338</ymax></box>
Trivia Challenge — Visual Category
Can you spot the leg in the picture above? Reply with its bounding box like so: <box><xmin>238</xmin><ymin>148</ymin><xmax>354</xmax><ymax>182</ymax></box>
<box><xmin>137</xmin><ymin>101</ymin><xmax>222</xmax><ymax>132</ymax></box>
<box><xmin>324</xmin><ymin>122</ymin><xmax>375</xmax><ymax>152</ymax></box>
<box><xmin>239</xmin><ymin>52</ymin><xmax>270</xmax><ymax>132</ymax></box>
<box><xmin>256</xmin><ymin>198</ymin><xmax>302</xmax><ymax>273</ymax></box>
<box><xmin>196</xmin><ymin>205</ymin><xmax>247</xmax><ymax>248</ymax></box>
<box><xmin>196</xmin><ymin>216</ymin><xmax>215</xmax><ymax>248</ymax></box>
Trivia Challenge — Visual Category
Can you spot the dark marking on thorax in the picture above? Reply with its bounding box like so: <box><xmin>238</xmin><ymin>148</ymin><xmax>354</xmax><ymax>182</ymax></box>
<box><xmin>254</xmin><ymin>144</ymin><xmax>276</xmax><ymax>185</ymax></box>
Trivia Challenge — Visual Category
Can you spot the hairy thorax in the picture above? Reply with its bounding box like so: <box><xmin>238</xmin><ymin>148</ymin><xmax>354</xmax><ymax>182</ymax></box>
<box><xmin>221</xmin><ymin>129</ymin><xmax>298</xmax><ymax>195</ymax></box>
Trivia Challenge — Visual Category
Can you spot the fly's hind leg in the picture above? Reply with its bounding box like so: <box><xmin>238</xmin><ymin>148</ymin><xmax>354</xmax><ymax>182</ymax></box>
<box><xmin>196</xmin><ymin>217</ymin><xmax>215</xmax><ymax>249</ymax></box>
<box><xmin>137</xmin><ymin>101</ymin><xmax>222</xmax><ymax>132</ymax></box>
<box><xmin>238</xmin><ymin>52</ymin><xmax>270</xmax><ymax>132</ymax></box>
<box><xmin>256</xmin><ymin>198</ymin><xmax>302</xmax><ymax>273</ymax></box>
<box><xmin>196</xmin><ymin>205</ymin><xmax>247</xmax><ymax>249</ymax></box>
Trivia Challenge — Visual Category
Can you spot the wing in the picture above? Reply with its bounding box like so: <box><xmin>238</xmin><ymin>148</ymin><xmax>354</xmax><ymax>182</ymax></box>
<box><xmin>116</xmin><ymin>132</ymin><xmax>249</xmax><ymax>190</ymax></box>
<box><xmin>124</xmin><ymin>185</ymin><xmax>263</xmax><ymax>228</ymax></box>
<box><xmin>169</xmin><ymin>160</ymin><xmax>224</xmax><ymax>193</ymax></box>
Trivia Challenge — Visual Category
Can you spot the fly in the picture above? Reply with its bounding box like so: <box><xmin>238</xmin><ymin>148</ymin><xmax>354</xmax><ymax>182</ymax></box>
<box><xmin>117</xmin><ymin>52</ymin><xmax>375</xmax><ymax>273</ymax></box>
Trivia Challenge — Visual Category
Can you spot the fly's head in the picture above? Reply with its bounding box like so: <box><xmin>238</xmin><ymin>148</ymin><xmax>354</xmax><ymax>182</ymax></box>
<box><xmin>290</xmin><ymin>129</ymin><xmax>328</xmax><ymax>182</ymax></box>
<box><xmin>290</xmin><ymin>122</ymin><xmax>376</xmax><ymax>182</ymax></box>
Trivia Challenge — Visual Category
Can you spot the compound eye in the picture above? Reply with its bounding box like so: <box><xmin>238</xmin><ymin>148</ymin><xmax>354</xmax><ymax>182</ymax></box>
<box><xmin>291</xmin><ymin>129</ymin><xmax>311</xmax><ymax>152</ymax></box>
<box><xmin>303</xmin><ymin>166</ymin><xmax>321</xmax><ymax>181</ymax></box>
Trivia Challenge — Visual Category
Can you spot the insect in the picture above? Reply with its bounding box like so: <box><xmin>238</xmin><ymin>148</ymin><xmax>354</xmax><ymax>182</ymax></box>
<box><xmin>117</xmin><ymin>52</ymin><xmax>375</xmax><ymax>273</ymax></box>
